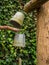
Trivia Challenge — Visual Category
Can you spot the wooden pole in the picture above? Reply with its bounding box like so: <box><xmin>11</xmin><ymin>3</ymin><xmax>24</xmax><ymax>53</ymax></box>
<box><xmin>19</xmin><ymin>58</ymin><xmax>22</xmax><ymax>65</ymax></box>
<box><xmin>37</xmin><ymin>1</ymin><xmax>49</xmax><ymax>65</ymax></box>
<box><xmin>0</xmin><ymin>26</ymin><xmax>20</xmax><ymax>32</ymax></box>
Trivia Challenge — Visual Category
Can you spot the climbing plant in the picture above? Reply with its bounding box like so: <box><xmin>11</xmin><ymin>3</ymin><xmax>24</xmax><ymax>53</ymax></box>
<box><xmin>0</xmin><ymin>0</ymin><xmax>36</xmax><ymax>65</ymax></box>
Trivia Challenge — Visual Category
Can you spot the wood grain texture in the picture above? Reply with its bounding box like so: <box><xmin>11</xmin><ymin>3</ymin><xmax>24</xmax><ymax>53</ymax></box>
<box><xmin>24</xmin><ymin>0</ymin><xmax>48</xmax><ymax>13</ymax></box>
<box><xmin>37</xmin><ymin>1</ymin><xmax>49</xmax><ymax>65</ymax></box>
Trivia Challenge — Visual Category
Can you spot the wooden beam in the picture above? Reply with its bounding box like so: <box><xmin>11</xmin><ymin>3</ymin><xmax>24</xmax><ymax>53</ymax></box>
<box><xmin>37</xmin><ymin>1</ymin><xmax>49</xmax><ymax>65</ymax></box>
<box><xmin>24</xmin><ymin>0</ymin><xmax>49</xmax><ymax>13</ymax></box>
<box><xmin>0</xmin><ymin>26</ymin><xmax>20</xmax><ymax>32</ymax></box>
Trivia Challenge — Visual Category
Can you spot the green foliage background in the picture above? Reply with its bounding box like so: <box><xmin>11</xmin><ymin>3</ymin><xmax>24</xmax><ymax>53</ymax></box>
<box><xmin>0</xmin><ymin>0</ymin><xmax>36</xmax><ymax>65</ymax></box>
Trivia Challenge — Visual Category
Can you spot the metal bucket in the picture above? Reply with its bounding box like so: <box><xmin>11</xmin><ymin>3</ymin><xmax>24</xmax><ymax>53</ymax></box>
<box><xmin>10</xmin><ymin>12</ymin><xmax>25</xmax><ymax>28</ymax></box>
<box><xmin>13</xmin><ymin>33</ymin><xmax>25</xmax><ymax>47</ymax></box>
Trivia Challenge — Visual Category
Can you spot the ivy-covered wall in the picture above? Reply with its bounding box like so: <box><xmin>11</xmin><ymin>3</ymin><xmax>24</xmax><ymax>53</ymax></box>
<box><xmin>0</xmin><ymin>0</ymin><xmax>36</xmax><ymax>65</ymax></box>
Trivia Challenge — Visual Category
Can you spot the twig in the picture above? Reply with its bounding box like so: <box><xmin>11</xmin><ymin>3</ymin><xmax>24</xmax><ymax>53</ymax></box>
<box><xmin>0</xmin><ymin>26</ymin><xmax>20</xmax><ymax>32</ymax></box>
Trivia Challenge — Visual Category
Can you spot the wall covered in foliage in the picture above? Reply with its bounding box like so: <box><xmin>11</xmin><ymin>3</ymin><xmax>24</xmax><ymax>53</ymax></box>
<box><xmin>0</xmin><ymin>0</ymin><xmax>36</xmax><ymax>65</ymax></box>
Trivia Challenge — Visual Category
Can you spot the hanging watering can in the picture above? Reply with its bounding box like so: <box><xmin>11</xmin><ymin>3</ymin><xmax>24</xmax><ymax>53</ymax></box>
<box><xmin>10</xmin><ymin>12</ymin><xmax>25</xmax><ymax>28</ymax></box>
<box><xmin>13</xmin><ymin>33</ymin><xmax>25</xmax><ymax>47</ymax></box>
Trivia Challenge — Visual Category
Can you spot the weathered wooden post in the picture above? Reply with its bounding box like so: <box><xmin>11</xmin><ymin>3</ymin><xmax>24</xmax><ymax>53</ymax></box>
<box><xmin>37</xmin><ymin>1</ymin><xmax>49</xmax><ymax>65</ymax></box>
<box><xmin>24</xmin><ymin>0</ymin><xmax>49</xmax><ymax>65</ymax></box>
